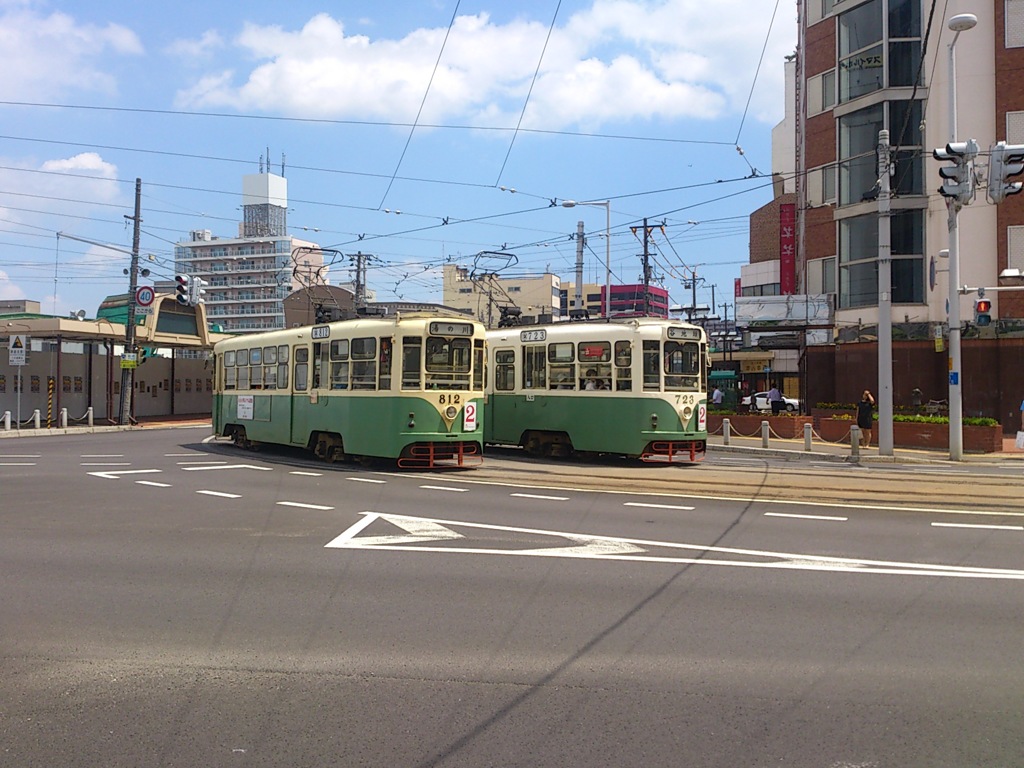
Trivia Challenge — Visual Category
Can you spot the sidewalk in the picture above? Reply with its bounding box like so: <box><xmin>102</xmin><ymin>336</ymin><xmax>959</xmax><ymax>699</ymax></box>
<box><xmin>0</xmin><ymin>414</ymin><xmax>213</xmax><ymax>439</ymax></box>
<box><xmin>709</xmin><ymin>431</ymin><xmax>1024</xmax><ymax>464</ymax></box>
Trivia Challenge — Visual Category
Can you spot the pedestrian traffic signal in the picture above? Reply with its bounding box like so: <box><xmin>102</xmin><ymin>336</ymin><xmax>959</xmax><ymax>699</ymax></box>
<box><xmin>934</xmin><ymin>140</ymin><xmax>979</xmax><ymax>206</ymax></box>
<box><xmin>987</xmin><ymin>141</ymin><xmax>1024</xmax><ymax>204</ymax></box>
<box><xmin>175</xmin><ymin>274</ymin><xmax>191</xmax><ymax>306</ymax></box>
<box><xmin>974</xmin><ymin>295</ymin><xmax>993</xmax><ymax>327</ymax></box>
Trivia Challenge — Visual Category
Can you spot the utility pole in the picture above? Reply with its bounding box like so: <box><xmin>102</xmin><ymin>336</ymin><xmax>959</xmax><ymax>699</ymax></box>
<box><xmin>350</xmin><ymin>251</ymin><xmax>369</xmax><ymax>310</ymax></box>
<box><xmin>574</xmin><ymin>220</ymin><xmax>584</xmax><ymax>317</ymax></box>
<box><xmin>877</xmin><ymin>130</ymin><xmax>894</xmax><ymax>455</ymax></box>
<box><xmin>641</xmin><ymin>218</ymin><xmax>651</xmax><ymax>316</ymax></box>
<box><xmin>119</xmin><ymin>178</ymin><xmax>142</xmax><ymax>426</ymax></box>
<box><xmin>720</xmin><ymin>302</ymin><xmax>731</xmax><ymax>361</ymax></box>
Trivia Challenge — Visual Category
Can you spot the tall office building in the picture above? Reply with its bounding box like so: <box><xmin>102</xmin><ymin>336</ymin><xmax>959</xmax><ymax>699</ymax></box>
<box><xmin>794</xmin><ymin>0</ymin><xmax>1024</xmax><ymax>329</ymax></box>
<box><xmin>174</xmin><ymin>171</ymin><xmax>325</xmax><ymax>333</ymax></box>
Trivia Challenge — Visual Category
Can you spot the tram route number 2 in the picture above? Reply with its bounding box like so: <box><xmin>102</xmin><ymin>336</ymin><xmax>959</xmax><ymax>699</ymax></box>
<box><xmin>463</xmin><ymin>401</ymin><xmax>477</xmax><ymax>431</ymax></box>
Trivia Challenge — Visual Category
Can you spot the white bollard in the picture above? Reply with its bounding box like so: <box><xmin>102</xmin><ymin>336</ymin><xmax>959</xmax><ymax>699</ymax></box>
<box><xmin>32</xmin><ymin>409</ymin><xmax>40</xmax><ymax>429</ymax></box>
<box><xmin>722</xmin><ymin>418</ymin><xmax>731</xmax><ymax>446</ymax></box>
<box><xmin>86</xmin><ymin>406</ymin><xmax>94</xmax><ymax>427</ymax></box>
<box><xmin>804</xmin><ymin>422</ymin><xmax>812</xmax><ymax>452</ymax></box>
<box><xmin>761</xmin><ymin>420</ymin><xmax>770</xmax><ymax>448</ymax></box>
<box><xmin>60</xmin><ymin>407</ymin><xmax>68</xmax><ymax>428</ymax></box>
<box><xmin>2</xmin><ymin>411</ymin><xmax>9</xmax><ymax>430</ymax></box>
<box><xmin>850</xmin><ymin>426</ymin><xmax>861</xmax><ymax>460</ymax></box>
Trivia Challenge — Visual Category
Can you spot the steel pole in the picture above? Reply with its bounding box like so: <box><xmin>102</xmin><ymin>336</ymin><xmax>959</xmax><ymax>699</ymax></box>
<box><xmin>947</xmin><ymin>37</ymin><xmax>964</xmax><ymax>460</ymax></box>
<box><xmin>877</xmin><ymin>130</ymin><xmax>893</xmax><ymax>455</ymax></box>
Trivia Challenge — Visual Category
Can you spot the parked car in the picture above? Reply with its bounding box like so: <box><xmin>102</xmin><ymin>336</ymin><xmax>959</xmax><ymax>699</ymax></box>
<box><xmin>741</xmin><ymin>391</ymin><xmax>800</xmax><ymax>413</ymax></box>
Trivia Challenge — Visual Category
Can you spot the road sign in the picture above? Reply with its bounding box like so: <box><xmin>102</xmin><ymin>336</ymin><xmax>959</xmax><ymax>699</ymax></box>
<box><xmin>121</xmin><ymin>352</ymin><xmax>138</xmax><ymax>370</ymax></box>
<box><xmin>135</xmin><ymin>285</ymin><xmax>155</xmax><ymax>315</ymax></box>
<box><xmin>8</xmin><ymin>334</ymin><xmax>26</xmax><ymax>366</ymax></box>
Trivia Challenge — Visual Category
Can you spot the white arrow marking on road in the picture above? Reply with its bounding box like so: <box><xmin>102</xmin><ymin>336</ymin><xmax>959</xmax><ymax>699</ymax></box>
<box><xmin>88</xmin><ymin>469</ymin><xmax>163</xmax><ymax>480</ymax></box>
<box><xmin>136</xmin><ymin>480</ymin><xmax>172</xmax><ymax>487</ymax></box>
<box><xmin>325</xmin><ymin>513</ymin><xmax>1024</xmax><ymax>580</ymax></box>
<box><xmin>181</xmin><ymin>464</ymin><xmax>273</xmax><ymax>472</ymax></box>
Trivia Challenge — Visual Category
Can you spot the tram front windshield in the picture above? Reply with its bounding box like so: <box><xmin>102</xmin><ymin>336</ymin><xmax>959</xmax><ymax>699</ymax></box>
<box><xmin>425</xmin><ymin>336</ymin><xmax>472</xmax><ymax>390</ymax></box>
<box><xmin>664</xmin><ymin>341</ymin><xmax>701</xmax><ymax>391</ymax></box>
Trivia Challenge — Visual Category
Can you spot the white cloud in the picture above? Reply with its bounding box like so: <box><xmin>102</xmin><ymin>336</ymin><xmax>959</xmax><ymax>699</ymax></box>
<box><xmin>165</xmin><ymin>29</ymin><xmax>224</xmax><ymax>61</ymax></box>
<box><xmin>0</xmin><ymin>269</ymin><xmax>27</xmax><ymax>301</ymax></box>
<box><xmin>0</xmin><ymin>6</ymin><xmax>143</xmax><ymax>100</ymax></box>
<box><xmin>173</xmin><ymin>2</ymin><xmax>793</xmax><ymax>129</ymax></box>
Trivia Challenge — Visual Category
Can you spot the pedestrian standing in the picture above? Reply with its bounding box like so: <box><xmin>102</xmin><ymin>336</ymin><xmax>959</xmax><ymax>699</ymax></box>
<box><xmin>712</xmin><ymin>386</ymin><xmax>723</xmax><ymax>408</ymax></box>
<box><xmin>857</xmin><ymin>389</ymin><xmax>876</xmax><ymax>447</ymax></box>
<box><xmin>768</xmin><ymin>384</ymin><xmax>783</xmax><ymax>415</ymax></box>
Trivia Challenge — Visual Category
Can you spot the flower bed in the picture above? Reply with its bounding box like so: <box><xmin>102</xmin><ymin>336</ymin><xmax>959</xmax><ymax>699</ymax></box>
<box><xmin>816</xmin><ymin>418</ymin><xmax>1002</xmax><ymax>452</ymax></box>
<box><xmin>707</xmin><ymin>413</ymin><xmax>813</xmax><ymax>440</ymax></box>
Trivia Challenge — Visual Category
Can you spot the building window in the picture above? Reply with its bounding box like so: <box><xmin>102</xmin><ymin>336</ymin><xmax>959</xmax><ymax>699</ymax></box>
<box><xmin>838</xmin><ymin>210</ymin><xmax>923</xmax><ymax>308</ymax></box>
<box><xmin>839</xmin><ymin>104</ymin><xmax>884</xmax><ymax>205</ymax></box>
<box><xmin>1009</xmin><ymin>226</ymin><xmax>1024</xmax><ymax>271</ymax></box>
<box><xmin>808</xmin><ymin>70</ymin><xmax>836</xmax><ymax>115</ymax></box>
<box><xmin>1008</xmin><ymin>0</ymin><xmax>1024</xmax><ymax>48</ymax></box>
<box><xmin>1007</xmin><ymin>111</ymin><xmax>1024</xmax><ymax>143</ymax></box>
<box><xmin>838</xmin><ymin>0</ymin><xmax>883</xmax><ymax>102</ymax></box>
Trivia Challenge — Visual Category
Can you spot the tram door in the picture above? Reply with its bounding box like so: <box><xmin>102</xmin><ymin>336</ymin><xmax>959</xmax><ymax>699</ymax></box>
<box><xmin>290</xmin><ymin>345</ymin><xmax>310</xmax><ymax>444</ymax></box>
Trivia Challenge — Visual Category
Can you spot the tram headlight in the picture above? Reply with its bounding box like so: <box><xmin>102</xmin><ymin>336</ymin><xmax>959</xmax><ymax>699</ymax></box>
<box><xmin>444</xmin><ymin>405</ymin><xmax>458</xmax><ymax>420</ymax></box>
<box><xmin>682</xmin><ymin>406</ymin><xmax>693</xmax><ymax>420</ymax></box>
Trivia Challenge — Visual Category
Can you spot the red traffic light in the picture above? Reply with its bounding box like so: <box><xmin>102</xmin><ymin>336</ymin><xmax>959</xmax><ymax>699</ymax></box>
<box><xmin>975</xmin><ymin>299</ymin><xmax>992</xmax><ymax>313</ymax></box>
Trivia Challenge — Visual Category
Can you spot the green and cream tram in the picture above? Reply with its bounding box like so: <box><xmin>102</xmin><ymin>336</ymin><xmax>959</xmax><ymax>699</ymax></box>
<box><xmin>213</xmin><ymin>314</ymin><xmax>486</xmax><ymax>468</ymax></box>
<box><xmin>485</xmin><ymin>318</ymin><xmax>708</xmax><ymax>462</ymax></box>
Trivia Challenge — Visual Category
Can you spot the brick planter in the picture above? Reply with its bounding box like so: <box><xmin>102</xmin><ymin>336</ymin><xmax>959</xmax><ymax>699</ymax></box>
<box><xmin>816</xmin><ymin>418</ymin><xmax>1002</xmax><ymax>453</ymax></box>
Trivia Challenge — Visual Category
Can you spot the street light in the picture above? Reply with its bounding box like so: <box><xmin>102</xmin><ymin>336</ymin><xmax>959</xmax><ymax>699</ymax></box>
<box><xmin>945</xmin><ymin>11</ymin><xmax>977</xmax><ymax>461</ymax></box>
<box><xmin>561</xmin><ymin>200</ymin><xmax>610</xmax><ymax>319</ymax></box>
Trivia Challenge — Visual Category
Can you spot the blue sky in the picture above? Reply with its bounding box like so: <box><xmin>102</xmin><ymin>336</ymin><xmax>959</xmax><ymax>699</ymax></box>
<box><xmin>0</xmin><ymin>0</ymin><xmax>795</xmax><ymax>318</ymax></box>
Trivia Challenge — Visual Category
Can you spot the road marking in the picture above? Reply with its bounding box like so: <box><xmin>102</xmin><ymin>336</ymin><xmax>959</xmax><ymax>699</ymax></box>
<box><xmin>136</xmin><ymin>480</ymin><xmax>171</xmax><ymax>487</ymax></box>
<box><xmin>623</xmin><ymin>502</ymin><xmax>695</xmax><ymax>511</ymax></box>
<box><xmin>181</xmin><ymin>464</ymin><xmax>273</xmax><ymax>472</ymax></box>
<box><xmin>80</xmin><ymin>462</ymin><xmax>132</xmax><ymax>466</ymax></box>
<box><xmin>511</xmin><ymin>493</ymin><xmax>569</xmax><ymax>501</ymax></box>
<box><xmin>81</xmin><ymin>454</ymin><xmax>124</xmax><ymax>458</ymax></box>
<box><xmin>88</xmin><ymin>469</ymin><xmax>163</xmax><ymax>480</ymax></box>
<box><xmin>198</xmin><ymin>490</ymin><xmax>242</xmax><ymax>499</ymax></box>
<box><xmin>347</xmin><ymin>477</ymin><xmax>386</xmax><ymax>484</ymax></box>
<box><xmin>165</xmin><ymin>453</ymin><xmax>205</xmax><ymax>457</ymax></box>
<box><xmin>0</xmin><ymin>454</ymin><xmax>41</xmax><ymax>458</ymax></box>
<box><xmin>0</xmin><ymin>462</ymin><xmax>36</xmax><ymax>466</ymax></box>
<box><xmin>931</xmin><ymin>522</ymin><xmax>1024</xmax><ymax>531</ymax></box>
<box><xmin>765</xmin><ymin>512</ymin><xmax>848</xmax><ymax>522</ymax></box>
<box><xmin>290</xmin><ymin>471</ymin><xmax>323</xmax><ymax>476</ymax></box>
<box><xmin>420</xmin><ymin>485</ymin><xmax>468</xmax><ymax>493</ymax></box>
<box><xmin>177</xmin><ymin>460</ymin><xmax>228</xmax><ymax>465</ymax></box>
<box><xmin>325</xmin><ymin>513</ymin><xmax>1024</xmax><ymax>580</ymax></box>
<box><xmin>277</xmin><ymin>501</ymin><xmax>334</xmax><ymax>511</ymax></box>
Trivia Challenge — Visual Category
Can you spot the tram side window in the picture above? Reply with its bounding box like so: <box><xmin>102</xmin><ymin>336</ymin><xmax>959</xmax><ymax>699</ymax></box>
<box><xmin>351</xmin><ymin>337</ymin><xmax>377</xmax><ymax>390</ymax></box>
<box><xmin>249</xmin><ymin>363</ymin><xmax>263</xmax><ymax>390</ymax></box>
<box><xmin>224</xmin><ymin>356</ymin><xmax>237</xmax><ymax>390</ymax></box>
<box><xmin>664</xmin><ymin>341</ymin><xmax>700</xmax><ymax>391</ymax></box>
<box><xmin>294</xmin><ymin>347</ymin><xmax>309</xmax><ymax>392</ymax></box>
<box><xmin>547</xmin><ymin>342</ymin><xmax>574</xmax><ymax>389</ymax></box>
<box><xmin>263</xmin><ymin>346</ymin><xmax>277</xmax><ymax>365</ymax></box>
<box><xmin>577</xmin><ymin>341</ymin><xmax>610</xmax><ymax>390</ymax></box>
<box><xmin>330</xmin><ymin>339</ymin><xmax>349</xmax><ymax>390</ymax></box>
<box><xmin>523</xmin><ymin>344</ymin><xmax>546</xmax><ymax>389</ymax></box>
<box><xmin>237</xmin><ymin>349</ymin><xmax>249</xmax><ymax>367</ymax></box>
<box><xmin>614</xmin><ymin>341</ymin><xmax>632</xmax><ymax>391</ymax></box>
<box><xmin>263</xmin><ymin>347</ymin><xmax>276</xmax><ymax>390</ymax></box>
<box><xmin>237</xmin><ymin>364</ymin><xmax>250</xmax><ymax>390</ymax></box>
<box><xmin>278</xmin><ymin>345</ymin><xmax>289</xmax><ymax>390</ymax></box>
<box><xmin>402</xmin><ymin>337</ymin><xmax>422</xmax><ymax>389</ymax></box>
<box><xmin>495</xmin><ymin>349</ymin><xmax>515</xmax><ymax>391</ymax></box>
<box><xmin>642</xmin><ymin>341</ymin><xmax>660</xmax><ymax>391</ymax></box>
<box><xmin>378</xmin><ymin>337</ymin><xmax>392</xmax><ymax>391</ymax></box>
<box><xmin>473</xmin><ymin>339</ymin><xmax>484</xmax><ymax>391</ymax></box>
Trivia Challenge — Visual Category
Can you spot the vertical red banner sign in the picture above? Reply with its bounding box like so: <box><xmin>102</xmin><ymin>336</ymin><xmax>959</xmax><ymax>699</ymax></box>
<box><xmin>779</xmin><ymin>202</ymin><xmax>796</xmax><ymax>295</ymax></box>
<box><xmin>734</xmin><ymin>277</ymin><xmax>741</xmax><ymax>298</ymax></box>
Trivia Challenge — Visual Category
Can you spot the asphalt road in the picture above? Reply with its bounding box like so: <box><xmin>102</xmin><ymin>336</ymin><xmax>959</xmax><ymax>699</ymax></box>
<box><xmin>2</xmin><ymin>428</ymin><xmax>1023</xmax><ymax>767</ymax></box>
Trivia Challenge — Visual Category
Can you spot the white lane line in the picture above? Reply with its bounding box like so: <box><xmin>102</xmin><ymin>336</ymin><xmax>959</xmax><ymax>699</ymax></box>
<box><xmin>136</xmin><ymin>480</ymin><xmax>172</xmax><ymax>487</ymax></box>
<box><xmin>0</xmin><ymin>454</ymin><xmax>41</xmax><ymax>458</ymax></box>
<box><xmin>290</xmin><ymin>471</ymin><xmax>324</xmax><ymax>476</ymax></box>
<box><xmin>347</xmin><ymin>477</ymin><xmax>386</xmax><ymax>484</ymax></box>
<box><xmin>624</xmin><ymin>502</ymin><xmax>696</xmax><ymax>511</ymax></box>
<box><xmin>88</xmin><ymin>469</ymin><xmax>162</xmax><ymax>480</ymax></box>
<box><xmin>81</xmin><ymin>454</ymin><xmax>123</xmax><ymax>458</ymax></box>
<box><xmin>181</xmin><ymin>464</ymin><xmax>272</xmax><ymax>472</ymax></box>
<box><xmin>176</xmin><ymin>460</ymin><xmax>228</xmax><ymax>465</ymax></box>
<box><xmin>80</xmin><ymin>462</ymin><xmax>132</xmax><ymax>466</ymax></box>
<box><xmin>511</xmin><ymin>493</ymin><xmax>570</xmax><ymax>501</ymax></box>
<box><xmin>165</xmin><ymin>453</ymin><xmax>205</xmax><ymax>457</ymax></box>
<box><xmin>277</xmin><ymin>501</ymin><xmax>334</xmax><ymax>511</ymax></box>
<box><xmin>931</xmin><ymin>522</ymin><xmax>1024</xmax><ymax>531</ymax></box>
<box><xmin>198</xmin><ymin>490</ymin><xmax>242</xmax><ymax>499</ymax></box>
<box><xmin>0</xmin><ymin>462</ymin><xmax>36</xmax><ymax>466</ymax></box>
<box><xmin>765</xmin><ymin>512</ymin><xmax>848</xmax><ymax>522</ymax></box>
<box><xmin>420</xmin><ymin>485</ymin><xmax>469</xmax><ymax>493</ymax></box>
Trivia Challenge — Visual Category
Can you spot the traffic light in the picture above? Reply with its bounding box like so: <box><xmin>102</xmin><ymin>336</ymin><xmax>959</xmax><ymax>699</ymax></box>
<box><xmin>933</xmin><ymin>139</ymin><xmax>979</xmax><ymax>206</ymax></box>
<box><xmin>189</xmin><ymin>276</ymin><xmax>207</xmax><ymax>305</ymax></box>
<box><xmin>987</xmin><ymin>141</ymin><xmax>1024</xmax><ymax>204</ymax></box>
<box><xmin>973</xmin><ymin>293</ymin><xmax>992</xmax><ymax>327</ymax></box>
<box><xmin>175</xmin><ymin>274</ymin><xmax>191</xmax><ymax>306</ymax></box>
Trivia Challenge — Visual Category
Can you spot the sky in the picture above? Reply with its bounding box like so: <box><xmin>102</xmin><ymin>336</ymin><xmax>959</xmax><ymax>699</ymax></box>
<box><xmin>0</xmin><ymin>0</ymin><xmax>796</xmax><ymax>320</ymax></box>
